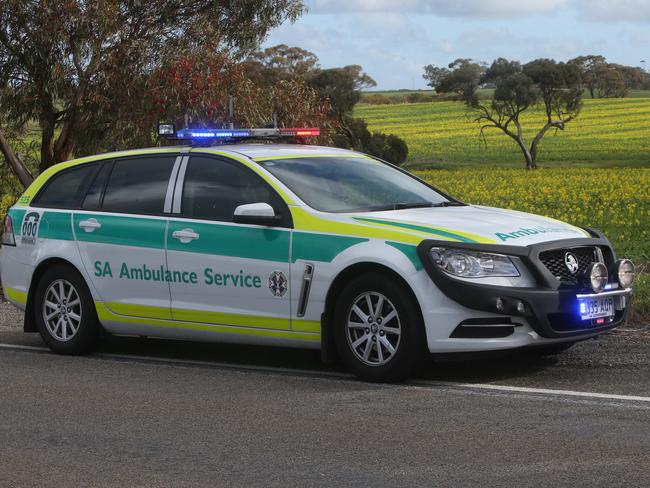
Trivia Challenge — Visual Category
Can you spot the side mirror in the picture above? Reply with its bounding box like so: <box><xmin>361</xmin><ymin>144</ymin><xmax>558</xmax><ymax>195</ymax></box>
<box><xmin>233</xmin><ymin>202</ymin><xmax>280</xmax><ymax>226</ymax></box>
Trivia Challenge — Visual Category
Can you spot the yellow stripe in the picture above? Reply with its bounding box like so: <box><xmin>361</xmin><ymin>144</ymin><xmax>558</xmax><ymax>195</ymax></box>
<box><xmin>291</xmin><ymin>207</ymin><xmax>447</xmax><ymax>245</ymax></box>
<box><xmin>292</xmin><ymin>319</ymin><xmax>321</xmax><ymax>333</ymax></box>
<box><xmin>107</xmin><ymin>302</ymin><xmax>172</xmax><ymax>320</ymax></box>
<box><xmin>4</xmin><ymin>287</ymin><xmax>27</xmax><ymax>304</ymax></box>
<box><xmin>356</xmin><ymin>218</ymin><xmax>498</xmax><ymax>244</ymax></box>
<box><xmin>172</xmin><ymin>308</ymin><xmax>290</xmax><ymax>329</ymax></box>
<box><xmin>95</xmin><ymin>303</ymin><xmax>320</xmax><ymax>342</ymax></box>
<box><xmin>16</xmin><ymin>148</ymin><xmax>183</xmax><ymax>207</ymax></box>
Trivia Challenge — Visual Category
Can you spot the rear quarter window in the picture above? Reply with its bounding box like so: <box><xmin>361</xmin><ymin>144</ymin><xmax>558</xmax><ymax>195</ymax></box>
<box><xmin>32</xmin><ymin>164</ymin><xmax>98</xmax><ymax>209</ymax></box>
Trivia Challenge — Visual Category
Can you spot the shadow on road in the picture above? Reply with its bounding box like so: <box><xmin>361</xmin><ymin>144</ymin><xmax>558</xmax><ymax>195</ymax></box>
<box><xmin>96</xmin><ymin>334</ymin><xmax>556</xmax><ymax>384</ymax></box>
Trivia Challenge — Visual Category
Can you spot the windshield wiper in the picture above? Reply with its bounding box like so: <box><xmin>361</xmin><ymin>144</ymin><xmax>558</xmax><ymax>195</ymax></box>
<box><xmin>391</xmin><ymin>202</ymin><xmax>435</xmax><ymax>210</ymax></box>
<box><xmin>429</xmin><ymin>201</ymin><xmax>465</xmax><ymax>207</ymax></box>
<box><xmin>363</xmin><ymin>201</ymin><xmax>465</xmax><ymax>212</ymax></box>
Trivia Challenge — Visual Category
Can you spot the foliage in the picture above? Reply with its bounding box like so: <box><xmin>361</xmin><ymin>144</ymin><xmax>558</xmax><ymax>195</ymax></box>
<box><xmin>145</xmin><ymin>53</ymin><xmax>332</xmax><ymax>146</ymax></box>
<box><xmin>363</xmin><ymin>94</ymin><xmax>395</xmax><ymax>105</ymax></box>
<box><xmin>332</xmin><ymin>118</ymin><xmax>408</xmax><ymax>165</ymax></box>
<box><xmin>243</xmin><ymin>44</ymin><xmax>320</xmax><ymax>86</ymax></box>
<box><xmin>0</xmin><ymin>0</ymin><xmax>305</xmax><ymax>181</ymax></box>
<box><xmin>423</xmin><ymin>59</ymin><xmax>485</xmax><ymax>105</ymax></box>
<box><xmin>0</xmin><ymin>193</ymin><xmax>15</xmax><ymax>220</ymax></box>
<box><xmin>416</xmin><ymin>167</ymin><xmax>650</xmax><ymax>315</ymax></box>
<box><xmin>355</xmin><ymin>97</ymin><xmax>650</xmax><ymax>165</ymax></box>
<box><xmin>569</xmin><ymin>55</ymin><xmax>649</xmax><ymax>98</ymax></box>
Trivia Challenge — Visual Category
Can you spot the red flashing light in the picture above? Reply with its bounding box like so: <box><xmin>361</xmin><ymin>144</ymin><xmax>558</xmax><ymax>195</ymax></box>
<box><xmin>279</xmin><ymin>128</ymin><xmax>320</xmax><ymax>137</ymax></box>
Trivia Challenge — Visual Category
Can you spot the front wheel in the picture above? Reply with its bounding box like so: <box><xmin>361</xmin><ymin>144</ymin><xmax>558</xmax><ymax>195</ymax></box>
<box><xmin>333</xmin><ymin>273</ymin><xmax>426</xmax><ymax>382</ymax></box>
<box><xmin>34</xmin><ymin>264</ymin><xmax>100</xmax><ymax>354</ymax></box>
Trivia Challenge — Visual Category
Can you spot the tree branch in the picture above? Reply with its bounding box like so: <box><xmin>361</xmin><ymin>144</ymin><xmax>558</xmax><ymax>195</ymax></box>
<box><xmin>0</xmin><ymin>127</ymin><xmax>34</xmax><ymax>187</ymax></box>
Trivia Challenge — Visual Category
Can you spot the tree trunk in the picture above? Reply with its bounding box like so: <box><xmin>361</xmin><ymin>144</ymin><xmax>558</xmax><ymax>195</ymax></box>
<box><xmin>529</xmin><ymin>122</ymin><xmax>555</xmax><ymax>169</ymax></box>
<box><xmin>509</xmin><ymin>119</ymin><xmax>536</xmax><ymax>169</ymax></box>
<box><xmin>53</xmin><ymin>117</ymin><xmax>76</xmax><ymax>164</ymax></box>
<box><xmin>39</xmin><ymin>117</ymin><xmax>56</xmax><ymax>172</ymax></box>
<box><xmin>0</xmin><ymin>128</ymin><xmax>34</xmax><ymax>187</ymax></box>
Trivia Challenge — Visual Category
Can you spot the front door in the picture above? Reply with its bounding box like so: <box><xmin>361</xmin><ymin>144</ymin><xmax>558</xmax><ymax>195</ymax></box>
<box><xmin>74</xmin><ymin>154</ymin><xmax>178</xmax><ymax>319</ymax></box>
<box><xmin>166</xmin><ymin>153</ymin><xmax>292</xmax><ymax>329</ymax></box>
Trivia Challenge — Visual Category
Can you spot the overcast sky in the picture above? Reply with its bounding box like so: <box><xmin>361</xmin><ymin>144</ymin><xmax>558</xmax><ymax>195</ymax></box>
<box><xmin>263</xmin><ymin>0</ymin><xmax>650</xmax><ymax>90</ymax></box>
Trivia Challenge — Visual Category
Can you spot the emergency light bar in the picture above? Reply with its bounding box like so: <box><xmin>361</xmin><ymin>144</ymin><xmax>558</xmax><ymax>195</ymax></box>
<box><xmin>159</xmin><ymin>123</ymin><xmax>320</xmax><ymax>142</ymax></box>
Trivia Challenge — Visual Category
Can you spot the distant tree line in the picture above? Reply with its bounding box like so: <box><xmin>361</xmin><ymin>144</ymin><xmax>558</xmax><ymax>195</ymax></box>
<box><xmin>567</xmin><ymin>55</ymin><xmax>648</xmax><ymax>98</ymax></box>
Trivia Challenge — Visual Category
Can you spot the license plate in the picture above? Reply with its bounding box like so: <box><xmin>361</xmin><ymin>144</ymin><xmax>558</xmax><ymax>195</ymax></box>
<box><xmin>579</xmin><ymin>296</ymin><xmax>615</xmax><ymax>321</ymax></box>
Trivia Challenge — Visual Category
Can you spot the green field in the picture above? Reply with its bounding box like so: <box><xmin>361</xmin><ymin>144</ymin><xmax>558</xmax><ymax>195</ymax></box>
<box><xmin>356</xmin><ymin>97</ymin><xmax>650</xmax><ymax>166</ymax></box>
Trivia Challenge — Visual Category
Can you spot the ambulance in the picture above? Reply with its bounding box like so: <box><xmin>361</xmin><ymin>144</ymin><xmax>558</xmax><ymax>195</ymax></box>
<box><xmin>0</xmin><ymin>126</ymin><xmax>636</xmax><ymax>380</ymax></box>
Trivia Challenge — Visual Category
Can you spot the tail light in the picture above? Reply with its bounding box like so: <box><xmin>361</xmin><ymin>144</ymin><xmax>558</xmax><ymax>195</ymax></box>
<box><xmin>2</xmin><ymin>215</ymin><xmax>16</xmax><ymax>246</ymax></box>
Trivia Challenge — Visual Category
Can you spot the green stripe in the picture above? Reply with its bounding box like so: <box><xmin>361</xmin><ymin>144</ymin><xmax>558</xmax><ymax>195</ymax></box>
<box><xmin>39</xmin><ymin>211</ymin><xmax>74</xmax><ymax>240</ymax></box>
<box><xmin>74</xmin><ymin>213</ymin><xmax>166</xmax><ymax>249</ymax></box>
<box><xmin>7</xmin><ymin>209</ymin><xmax>26</xmax><ymax>236</ymax></box>
<box><xmin>386</xmin><ymin>241</ymin><xmax>423</xmax><ymax>270</ymax></box>
<box><xmin>354</xmin><ymin>217</ymin><xmax>476</xmax><ymax>243</ymax></box>
<box><xmin>168</xmin><ymin>220</ymin><xmax>290</xmax><ymax>262</ymax></box>
<box><xmin>292</xmin><ymin>232</ymin><xmax>367</xmax><ymax>263</ymax></box>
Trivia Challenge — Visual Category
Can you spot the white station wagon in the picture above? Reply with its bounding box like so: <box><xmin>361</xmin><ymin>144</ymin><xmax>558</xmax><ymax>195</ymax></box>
<box><xmin>0</xmin><ymin>127</ymin><xmax>636</xmax><ymax>380</ymax></box>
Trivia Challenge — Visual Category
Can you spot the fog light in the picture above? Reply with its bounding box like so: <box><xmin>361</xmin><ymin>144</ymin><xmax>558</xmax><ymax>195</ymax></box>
<box><xmin>616</xmin><ymin>259</ymin><xmax>635</xmax><ymax>288</ymax></box>
<box><xmin>495</xmin><ymin>298</ymin><xmax>504</xmax><ymax>311</ymax></box>
<box><xmin>586</xmin><ymin>262</ymin><xmax>608</xmax><ymax>293</ymax></box>
<box><xmin>516</xmin><ymin>301</ymin><xmax>526</xmax><ymax>313</ymax></box>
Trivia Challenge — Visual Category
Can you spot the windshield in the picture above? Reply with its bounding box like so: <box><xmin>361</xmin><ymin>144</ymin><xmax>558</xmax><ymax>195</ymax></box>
<box><xmin>257</xmin><ymin>156</ymin><xmax>457</xmax><ymax>213</ymax></box>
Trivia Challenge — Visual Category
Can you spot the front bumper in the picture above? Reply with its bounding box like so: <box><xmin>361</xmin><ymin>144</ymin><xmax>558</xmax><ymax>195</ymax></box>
<box><xmin>417</xmin><ymin>232</ymin><xmax>632</xmax><ymax>339</ymax></box>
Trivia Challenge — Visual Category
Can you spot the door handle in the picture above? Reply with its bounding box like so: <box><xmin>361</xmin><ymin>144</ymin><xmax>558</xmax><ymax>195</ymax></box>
<box><xmin>172</xmin><ymin>228</ymin><xmax>199</xmax><ymax>244</ymax></box>
<box><xmin>79</xmin><ymin>218</ymin><xmax>101</xmax><ymax>232</ymax></box>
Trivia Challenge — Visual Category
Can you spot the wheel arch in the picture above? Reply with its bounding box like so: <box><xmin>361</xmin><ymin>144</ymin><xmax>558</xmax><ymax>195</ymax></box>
<box><xmin>24</xmin><ymin>257</ymin><xmax>86</xmax><ymax>332</ymax></box>
<box><xmin>320</xmin><ymin>261</ymin><xmax>425</xmax><ymax>363</ymax></box>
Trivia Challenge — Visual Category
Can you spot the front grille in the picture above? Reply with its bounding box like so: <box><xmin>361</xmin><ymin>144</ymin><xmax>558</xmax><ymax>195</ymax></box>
<box><xmin>539</xmin><ymin>246</ymin><xmax>600</xmax><ymax>283</ymax></box>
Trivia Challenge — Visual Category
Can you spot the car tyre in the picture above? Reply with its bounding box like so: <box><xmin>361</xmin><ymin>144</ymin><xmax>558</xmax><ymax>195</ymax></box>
<box><xmin>34</xmin><ymin>264</ymin><xmax>100</xmax><ymax>355</ymax></box>
<box><xmin>334</xmin><ymin>273</ymin><xmax>426</xmax><ymax>382</ymax></box>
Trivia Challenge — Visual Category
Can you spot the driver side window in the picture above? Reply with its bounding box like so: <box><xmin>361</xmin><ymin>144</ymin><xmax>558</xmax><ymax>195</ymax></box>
<box><xmin>181</xmin><ymin>155</ymin><xmax>288</xmax><ymax>226</ymax></box>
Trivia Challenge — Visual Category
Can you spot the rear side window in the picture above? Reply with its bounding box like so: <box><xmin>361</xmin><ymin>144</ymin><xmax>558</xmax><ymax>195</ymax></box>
<box><xmin>102</xmin><ymin>156</ymin><xmax>176</xmax><ymax>215</ymax></box>
<box><xmin>33</xmin><ymin>164</ymin><xmax>97</xmax><ymax>208</ymax></box>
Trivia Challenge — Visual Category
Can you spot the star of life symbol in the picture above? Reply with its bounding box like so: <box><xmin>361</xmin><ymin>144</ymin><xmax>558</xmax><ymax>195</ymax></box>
<box><xmin>268</xmin><ymin>271</ymin><xmax>288</xmax><ymax>297</ymax></box>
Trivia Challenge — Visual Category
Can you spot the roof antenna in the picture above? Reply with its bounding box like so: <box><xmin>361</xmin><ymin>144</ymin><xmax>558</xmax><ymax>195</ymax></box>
<box><xmin>228</xmin><ymin>96</ymin><xmax>235</xmax><ymax>130</ymax></box>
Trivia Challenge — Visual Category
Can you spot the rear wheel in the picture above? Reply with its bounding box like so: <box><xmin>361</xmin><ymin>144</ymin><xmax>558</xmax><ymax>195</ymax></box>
<box><xmin>334</xmin><ymin>273</ymin><xmax>426</xmax><ymax>382</ymax></box>
<box><xmin>34</xmin><ymin>264</ymin><xmax>100</xmax><ymax>354</ymax></box>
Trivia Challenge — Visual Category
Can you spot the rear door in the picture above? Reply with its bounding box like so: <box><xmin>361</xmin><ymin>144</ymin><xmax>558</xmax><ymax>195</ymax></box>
<box><xmin>166</xmin><ymin>152</ymin><xmax>292</xmax><ymax>329</ymax></box>
<box><xmin>74</xmin><ymin>153</ymin><xmax>179</xmax><ymax>319</ymax></box>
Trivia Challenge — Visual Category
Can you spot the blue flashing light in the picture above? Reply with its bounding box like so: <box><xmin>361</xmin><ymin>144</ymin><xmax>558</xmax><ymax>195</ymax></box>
<box><xmin>579</xmin><ymin>302</ymin><xmax>587</xmax><ymax>315</ymax></box>
<box><xmin>176</xmin><ymin>128</ymin><xmax>252</xmax><ymax>139</ymax></box>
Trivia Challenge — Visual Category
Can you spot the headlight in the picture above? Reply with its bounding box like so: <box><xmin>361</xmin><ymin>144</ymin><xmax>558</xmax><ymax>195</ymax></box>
<box><xmin>586</xmin><ymin>262</ymin><xmax>608</xmax><ymax>293</ymax></box>
<box><xmin>616</xmin><ymin>259</ymin><xmax>635</xmax><ymax>288</ymax></box>
<box><xmin>429</xmin><ymin>247</ymin><xmax>520</xmax><ymax>278</ymax></box>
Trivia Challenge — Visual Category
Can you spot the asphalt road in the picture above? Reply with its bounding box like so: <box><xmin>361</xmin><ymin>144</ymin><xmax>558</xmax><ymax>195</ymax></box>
<box><xmin>1</xmin><ymin>301</ymin><xmax>650</xmax><ymax>487</ymax></box>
